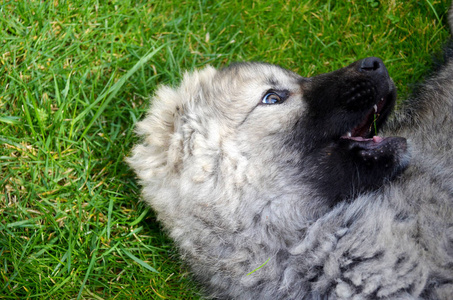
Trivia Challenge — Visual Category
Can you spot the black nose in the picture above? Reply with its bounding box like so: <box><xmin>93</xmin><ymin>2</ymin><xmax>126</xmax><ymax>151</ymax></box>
<box><xmin>360</xmin><ymin>57</ymin><xmax>384</xmax><ymax>72</ymax></box>
<box><xmin>359</xmin><ymin>57</ymin><xmax>389</xmax><ymax>79</ymax></box>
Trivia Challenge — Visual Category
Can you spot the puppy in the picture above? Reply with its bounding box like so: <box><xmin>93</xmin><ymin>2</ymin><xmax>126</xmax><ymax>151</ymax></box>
<box><xmin>128</xmin><ymin>5</ymin><xmax>453</xmax><ymax>299</ymax></box>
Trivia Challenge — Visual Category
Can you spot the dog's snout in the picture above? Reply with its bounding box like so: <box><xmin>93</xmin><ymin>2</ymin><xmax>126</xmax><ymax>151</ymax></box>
<box><xmin>359</xmin><ymin>57</ymin><xmax>385</xmax><ymax>73</ymax></box>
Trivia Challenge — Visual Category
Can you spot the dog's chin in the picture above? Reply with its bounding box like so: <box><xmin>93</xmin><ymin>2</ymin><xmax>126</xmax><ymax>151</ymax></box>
<box><xmin>304</xmin><ymin>136</ymin><xmax>409</xmax><ymax>205</ymax></box>
<box><xmin>339</xmin><ymin>135</ymin><xmax>407</xmax><ymax>162</ymax></box>
<box><xmin>338</xmin><ymin>135</ymin><xmax>409</xmax><ymax>178</ymax></box>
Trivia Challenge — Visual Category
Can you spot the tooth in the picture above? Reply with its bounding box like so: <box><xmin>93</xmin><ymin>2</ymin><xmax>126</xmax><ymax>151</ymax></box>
<box><xmin>347</xmin><ymin>132</ymin><xmax>352</xmax><ymax>137</ymax></box>
<box><xmin>374</xmin><ymin>104</ymin><xmax>378</xmax><ymax>112</ymax></box>
<box><xmin>380</xmin><ymin>98</ymin><xmax>384</xmax><ymax>102</ymax></box>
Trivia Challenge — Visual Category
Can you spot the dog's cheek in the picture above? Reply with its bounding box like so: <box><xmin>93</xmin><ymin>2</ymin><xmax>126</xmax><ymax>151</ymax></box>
<box><xmin>247</xmin><ymin>110</ymin><xmax>289</xmax><ymax>135</ymax></box>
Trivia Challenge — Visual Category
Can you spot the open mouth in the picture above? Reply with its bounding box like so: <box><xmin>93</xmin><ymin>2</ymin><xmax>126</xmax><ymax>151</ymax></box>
<box><xmin>337</xmin><ymin>86</ymin><xmax>408</xmax><ymax>169</ymax></box>
<box><xmin>341</xmin><ymin>90</ymin><xmax>394</xmax><ymax>144</ymax></box>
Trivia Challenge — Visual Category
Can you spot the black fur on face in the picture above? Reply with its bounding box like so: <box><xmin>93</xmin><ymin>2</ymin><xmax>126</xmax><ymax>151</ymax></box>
<box><xmin>290</xmin><ymin>57</ymin><xmax>409</xmax><ymax>203</ymax></box>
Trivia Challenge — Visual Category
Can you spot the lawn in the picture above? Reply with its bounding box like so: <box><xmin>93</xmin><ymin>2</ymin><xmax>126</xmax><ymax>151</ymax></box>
<box><xmin>0</xmin><ymin>0</ymin><xmax>450</xmax><ymax>299</ymax></box>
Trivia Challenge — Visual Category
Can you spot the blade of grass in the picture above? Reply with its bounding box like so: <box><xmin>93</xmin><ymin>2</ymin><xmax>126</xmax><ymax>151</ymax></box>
<box><xmin>246</xmin><ymin>257</ymin><xmax>271</xmax><ymax>276</ymax></box>
<box><xmin>7</xmin><ymin>75</ymin><xmax>37</xmax><ymax>138</ymax></box>
<box><xmin>107</xmin><ymin>196</ymin><xmax>114</xmax><ymax>240</ymax></box>
<box><xmin>129</xmin><ymin>208</ymin><xmax>150</xmax><ymax>227</ymax></box>
<box><xmin>77</xmin><ymin>248</ymin><xmax>98</xmax><ymax>300</ymax></box>
<box><xmin>120</xmin><ymin>247</ymin><xmax>159</xmax><ymax>274</ymax></box>
<box><xmin>424</xmin><ymin>0</ymin><xmax>440</xmax><ymax>23</ymax></box>
<box><xmin>78</xmin><ymin>45</ymin><xmax>165</xmax><ymax>141</ymax></box>
<box><xmin>0</xmin><ymin>116</ymin><xmax>21</xmax><ymax>124</ymax></box>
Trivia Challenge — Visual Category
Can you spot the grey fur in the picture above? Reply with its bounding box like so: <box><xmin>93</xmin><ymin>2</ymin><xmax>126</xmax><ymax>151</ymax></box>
<box><xmin>128</xmin><ymin>5</ymin><xmax>453</xmax><ymax>299</ymax></box>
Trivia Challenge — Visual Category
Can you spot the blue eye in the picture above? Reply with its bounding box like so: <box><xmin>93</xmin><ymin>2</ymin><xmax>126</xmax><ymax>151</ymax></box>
<box><xmin>262</xmin><ymin>92</ymin><xmax>282</xmax><ymax>104</ymax></box>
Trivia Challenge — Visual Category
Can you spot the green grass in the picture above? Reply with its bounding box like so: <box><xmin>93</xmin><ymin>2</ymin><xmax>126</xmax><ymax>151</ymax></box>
<box><xmin>0</xmin><ymin>0</ymin><xmax>450</xmax><ymax>298</ymax></box>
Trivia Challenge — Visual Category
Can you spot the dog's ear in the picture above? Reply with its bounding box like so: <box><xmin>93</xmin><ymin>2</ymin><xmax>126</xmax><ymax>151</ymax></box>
<box><xmin>127</xmin><ymin>66</ymin><xmax>218</xmax><ymax>179</ymax></box>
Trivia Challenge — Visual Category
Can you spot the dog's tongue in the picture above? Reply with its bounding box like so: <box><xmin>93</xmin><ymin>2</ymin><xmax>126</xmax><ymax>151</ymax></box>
<box><xmin>346</xmin><ymin>136</ymin><xmax>383</xmax><ymax>143</ymax></box>
<box><xmin>373</xmin><ymin>136</ymin><xmax>383</xmax><ymax>143</ymax></box>
<box><xmin>341</xmin><ymin>135</ymin><xmax>386</xmax><ymax>150</ymax></box>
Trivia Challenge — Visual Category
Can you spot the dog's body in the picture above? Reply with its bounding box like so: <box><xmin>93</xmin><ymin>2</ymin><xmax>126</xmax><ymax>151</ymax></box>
<box><xmin>128</xmin><ymin>6</ymin><xmax>453</xmax><ymax>299</ymax></box>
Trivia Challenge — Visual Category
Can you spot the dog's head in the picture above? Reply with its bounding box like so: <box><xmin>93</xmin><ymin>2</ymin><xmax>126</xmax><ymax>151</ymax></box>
<box><xmin>129</xmin><ymin>59</ymin><xmax>409</xmax><ymax>218</ymax></box>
